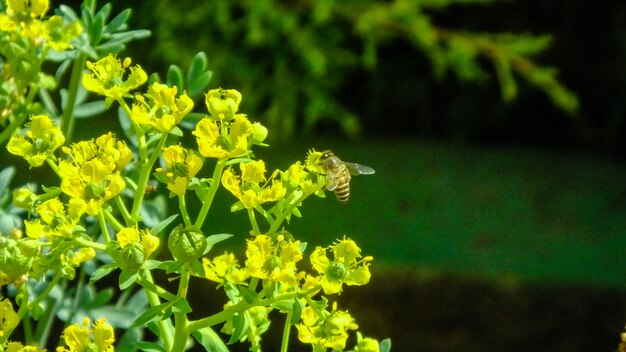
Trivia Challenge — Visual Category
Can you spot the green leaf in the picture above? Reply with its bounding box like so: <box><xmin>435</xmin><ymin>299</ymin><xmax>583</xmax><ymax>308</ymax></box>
<box><xmin>58</xmin><ymin>5</ymin><xmax>79</xmax><ymax>22</ymax></box>
<box><xmin>119</xmin><ymin>270</ymin><xmax>138</xmax><ymax>290</ymax></box>
<box><xmin>291</xmin><ymin>298</ymin><xmax>303</xmax><ymax>324</ymax></box>
<box><xmin>172</xmin><ymin>297</ymin><xmax>192</xmax><ymax>314</ymax></box>
<box><xmin>74</xmin><ymin>101</ymin><xmax>106</xmax><ymax>118</ymax></box>
<box><xmin>166</xmin><ymin>65</ymin><xmax>184</xmax><ymax>91</ymax></box>
<box><xmin>239</xmin><ymin>285</ymin><xmax>257</xmax><ymax>304</ymax></box>
<box><xmin>150</xmin><ymin>214</ymin><xmax>178</xmax><ymax>236</ymax></box>
<box><xmin>133</xmin><ymin>341</ymin><xmax>166</xmax><ymax>352</ymax></box>
<box><xmin>230</xmin><ymin>201</ymin><xmax>245</xmax><ymax>213</ymax></box>
<box><xmin>90</xmin><ymin>8</ymin><xmax>105</xmax><ymax>45</ymax></box>
<box><xmin>0</xmin><ymin>167</ymin><xmax>15</xmax><ymax>193</ymax></box>
<box><xmin>95</xmin><ymin>42</ymin><xmax>125</xmax><ymax>54</ymax></box>
<box><xmin>188</xmin><ymin>259</ymin><xmax>205</xmax><ymax>277</ymax></box>
<box><xmin>228</xmin><ymin>312</ymin><xmax>249</xmax><ymax>344</ymax></box>
<box><xmin>131</xmin><ymin>302</ymin><xmax>171</xmax><ymax>327</ymax></box>
<box><xmin>39</xmin><ymin>88</ymin><xmax>59</xmax><ymax>117</ymax></box>
<box><xmin>191</xmin><ymin>327</ymin><xmax>229</xmax><ymax>352</ymax></box>
<box><xmin>188</xmin><ymin>71</ymin><xmax>213</xmax><ymax>98</ymax></box>
<box><xmin>205</xmin><ymin>234</ymin><xmax>233</xmax><ymax>255</ymax></box>
<box><xmin>104</xmin><ymin>8</ymin><xmax>131</xmax><ymax>33</ymax></box>
<box><xmin>379</xmin><ymin>338</ymin><xmax>392</xmax><ymax>352</ymax></box>
<box><xmin>89</xmin><ymin>263</ymin><xmax>118</xmax><ymax>285</ymax></box>
<box><xmin>186</xmin><ymin>52</ymin><xmax>208</xmax><ymax>83</ymax></box>
<box><xmin>140</xmin><ymin>195</ymin><xmax>168</xmax><ymax>228</ymax></box>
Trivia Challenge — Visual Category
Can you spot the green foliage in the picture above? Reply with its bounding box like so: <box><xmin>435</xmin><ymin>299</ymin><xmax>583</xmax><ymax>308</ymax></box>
<box><xmin>133</xmin><ymin>0</ymin><xmax>578</xmax><ymax>140</ymax></box>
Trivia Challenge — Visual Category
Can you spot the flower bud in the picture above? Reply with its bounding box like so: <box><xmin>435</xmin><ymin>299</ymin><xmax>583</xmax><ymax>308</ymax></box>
<box><xmin>119</xmin><ymin>243</ymin><xmax>145</xmax><ymax>272</ymax></box>
<box><xmin>13</xmin><ymin>188</ymin><xmax>36</xmax><ymax>210</ymax></box>
<box><xmin>357</xmin><ymin>337</ymin><xmax>380</xmax><ymax>352</ymax></box>
<box><xmin>250</xmin><ymin>122</ymin><xmax>268</xmax><ymax>144</ymax></box>
<box><xmin>205</xmin><ymin>88</ymin><xmax>242</xmax><ymax>122</ymax></box>
<box><xmin>0</xmin><ymin>237</ymin><xmax>39</xmax><ymax>287</ymax></box>
<box><xmin>168</xmin><ymin>226</ymin><xmax>207</xmax><ymax>263</ymax></box>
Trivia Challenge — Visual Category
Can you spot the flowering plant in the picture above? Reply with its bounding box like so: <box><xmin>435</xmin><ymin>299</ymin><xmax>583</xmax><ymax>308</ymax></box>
<box><xmin>0</xmin><ymin>1</ymin><xmax>389</xmax><ymax>351</ymax></box>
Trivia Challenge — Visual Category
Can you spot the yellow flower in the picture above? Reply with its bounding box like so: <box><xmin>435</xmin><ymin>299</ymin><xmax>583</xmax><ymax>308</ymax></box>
<box><xmin>58</xmin><ymin>317</ymin><xmax>115</xmax><ymax>352</ymax></box>
<box><xmin>193</xmin><ymin>115</ymin><xmax>252</xmax><ymax>159</ymax></box>
<box><xmin>296</xmin><ymin>302</ymin><xmax>358</xmax><ymax>351</ymax></box>
<box><xmin>116</xmin><ymin>227</ymin><xmax>160</xmax><ymax>258</ymax></box>
<box><xmin>310</xmin><ymin>238</ymin><xmax>372</xmax><ymax>295</ymax></box>
<box><xmin>245</xmin><ymin>235</ymin><xmax>303</xmax><ymax>287</ymax></box>
<box><xmin>6</xmin><ymin>114</ymin><xmax>65</xmax><ymax>167</ymax></box>
<box><xmin>1</xmin><ymin>298</ymin><xmax>19</xmax><ymax>338</ymax></box>
<box><xmin>24</xmin><ymin>197</ymin><xmax>83</xmax><ymax>238</ymax></box>
<box><xmin>357</xmin><ymin>337</ymin><xmax>381</xmax><ymax>352</ymax></box>
<box><xmin>154</xmin><ymin>145</ymin><xmax>203</xmax><ymax>196</ymax></box>
<box><xmin>82</xmin><ymin>54</ymin><xmax>147</xmax><ymax>100</ymax></box>
<box><xmin>59</xmin><ymin>159</ymin><xmax>125</xmax><ymax>216</ymax></box>
<box><xmin>221</xmin><ymin>163</ymin><xmax>286</xmax><ymax>209</ymax></box>
<box><xmin>43</xmin><ymin>15</ymin><xmax>82</xmax><ymax>51</ymax></box>
<box><xmin>6</xmin><ymin>341</ymin><xmax>46</xmax><ymax>352</ymax></box>
<box><xmin>5</xmin><ymin>0</ymin><xmax>49</xmax><ymax>18</ymax></box>
<box><xmin>131</xmin><ymin>83</ymin><xmax>194</xmax><ymax>132</ymax></box>
<box><xmin>92</xmin><ymin>318</ymin><xmax>115</xmax><ymax>352</ymax></box>
<box><xmin>205</xmin><ymin>88</ymin><xmax>242</xmax><ymax>122</ymax></box>
<box><xmin>202</xmin><ymin>252</ymin><xmax>249</xmax><ymax>284</ymax></box>
<box><xmin>59</xmin><ymin>134</ymin><xmax>130</xmax><ymax>216</ymax></box>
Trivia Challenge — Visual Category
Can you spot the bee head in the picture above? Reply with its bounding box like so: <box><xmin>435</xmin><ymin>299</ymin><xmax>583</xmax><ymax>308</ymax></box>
<box><xmin>320</xmin><ymin>150</ymin><xmax>334</xmax><ymax>160</ymax></box>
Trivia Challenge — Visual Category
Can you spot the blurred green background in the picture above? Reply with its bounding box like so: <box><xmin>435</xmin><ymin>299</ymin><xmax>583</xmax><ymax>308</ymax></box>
<box><xmin>8</xmin><ymin>0</ymin><xmax>626</xmax><ymax>350</ymax></box>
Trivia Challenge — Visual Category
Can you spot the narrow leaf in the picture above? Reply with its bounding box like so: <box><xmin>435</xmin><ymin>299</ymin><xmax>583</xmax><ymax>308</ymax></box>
<box><xmin>90</xmin><ymin>263</ymin><xmax>118</xmax><ymax>284</ymax></box>
<box><xmin>191</xmin><ymin>327</ymin><xmax>229</xmax><ymax>352</ymax></box>
<box><xmin>150</xmin><ymin>214</ymin><xmax>178</xmax><ymax>236</ymax></box>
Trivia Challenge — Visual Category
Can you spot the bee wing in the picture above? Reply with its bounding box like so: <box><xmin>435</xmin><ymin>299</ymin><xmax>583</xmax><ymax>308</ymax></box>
<box><xmin>325</xmin><ymin>173</ymin><xmax>339</xmax><ymax>191</ymax></box>
<box><xmin>345</xmin><ymin>162</ymin><xmax>375</xmax><ymax>176</ymax></box>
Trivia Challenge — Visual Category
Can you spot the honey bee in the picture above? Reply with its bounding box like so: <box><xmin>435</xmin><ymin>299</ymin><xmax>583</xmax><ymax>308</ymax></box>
<box><xmin>318</xmin><ymin>150</ymin><xmax>375</xmax><ymax>203</ymax></box>
<box><xmin>144</xmin><ymin>184</ymin><xmax>158</xmax><ymax>195</ymax></box>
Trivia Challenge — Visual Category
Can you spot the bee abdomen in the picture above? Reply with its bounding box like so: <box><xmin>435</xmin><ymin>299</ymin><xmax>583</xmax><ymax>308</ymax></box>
<box><xmin>334</xmin><ymin>182</ymin><xmax>350</xmax><ymax>203</ymax></box>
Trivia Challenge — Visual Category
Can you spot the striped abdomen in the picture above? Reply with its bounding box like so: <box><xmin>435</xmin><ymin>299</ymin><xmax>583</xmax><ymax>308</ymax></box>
<box><xmin>333</xmin><ymin>165</ymin><xmax>352</xmax><ymax>203</ymax></box>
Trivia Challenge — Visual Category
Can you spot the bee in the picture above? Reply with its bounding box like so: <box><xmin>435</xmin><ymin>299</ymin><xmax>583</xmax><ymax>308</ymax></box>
<box><xmin>144</xmin><ymin>184</ymin><xmax>158</xmax><ymax>195</ymax></box>
<box><xmin>318</xmin><ymin>150</ymin><xmax>375</xmax><ymax>203</ymax></box>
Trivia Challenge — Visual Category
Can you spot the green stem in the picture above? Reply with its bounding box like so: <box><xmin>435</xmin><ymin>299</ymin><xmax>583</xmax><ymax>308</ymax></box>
<box><xmin>280</xmin><ymin>309</ymin><xmax>293</xmax><ymax>352</ymax></box>
<box><xmin>192</xmin><ymin>159</ymin><xmax>227</xmax><ymax>230</ymax></box>
<box><xmin>136</xmin><ymin>276</ymin><xmax>179</xmax><ymax>302</ymax></box>
<box><xmin>248</xmin><ymin>208</ymin><xmax>261</xmax><ymax>236</ymax></box>
<box><xmin>103</xmin><ymin>208</ymin><xmax>124</xmax><ymax>232</ymax></box>
<box><xmin>130</xmin><ymin>133</ymin><xmax>168</xmax><ymax>224</ymax></box>
<box><xmin>254</xmin><ymin>205</ymin><xmax>275</xmax><ymax>226</ymax></box>
<box><xmin>74</xmin><ymin>237</ymin><xmax>106</xmax><ymax>251</ymax></box>
<box><xmin>179</xmin><ymin>195</ymin><xmax>192</xmax><ymax>227</ymax></box>
<box><xmin>61</xmin><ymin>52</ymin><xmax>87</xmax><ymax>144</ymax></box>
<box><xmin>187</xmin><ymin>286</ymin><xmax>320</xmax><ymax>332</ymax></box>
<box><xmin>114</xmin><ymin>196</ymin><xmax>133</xmax><ymax>226</ymax></box>
<box><xmin>171</xmin><ymin>266</ymin><xmax>191</xmax><ymax>352</ymax></box>
<box><xmin>0</xmin><ymin>112</ymin><xmax>28</xmax><ymax>146</ymax></box>
<box><xmin>267</xmin><ymin>193</ymin><xmax>310</xmax><ymax>237</ymax></box>
<box><xmin>97</xmin><ymin>209</ymin><xmax>111</xmax><ymax>243</ymax></box>
<box><xmin>143</xmin><ymin>270</ymin><xmax>174</xmax><ymax>351</ymax></box>
<box><xmin>46</xmin><ymin>158</ymin><xmax>60</xmax><ymax>177</ymax></box>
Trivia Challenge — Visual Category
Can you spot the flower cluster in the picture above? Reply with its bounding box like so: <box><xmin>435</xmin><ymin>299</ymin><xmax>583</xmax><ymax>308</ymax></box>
<box><xmin>297</xmin><ymin>302</ymin><xmax>359</xmax><ymax>351</ymax></box>
<box><xmin>245</xmin><ymin>234</ymin><xmax>304</xmax><ymax>288</ymax></box>
<box><xmin>131</xmin><ymin>83</ymin><xmax>194</xmax><ymax>132</ymax></box>
<box><xmin>193</xmin><ymin>88</ymin><xmax>267</xmax><ymax>159</ymax></box>
<box><xmin>1</xmin><ymin>48</ymin><xmax>382</xmax><ymax>351</ymax></box>
<box><xmin>0</xmin><ymin>0</ymin><xmax>82</xmax><ymax>52</ymax></box>
<box><xmin>82</xmin><ymin>55</ymin><xmax>148</xmax><ymax>101</ymax></box>
<box><xmin>58</xmin><ymin>133</ymin><xmax>131</xmax><ymax>216</ymax></box>
<box><xmin>311</xmin><ymin>238</ymin><xmax>373</xmax><ymax>295</ymax></box>
<box><xmin>57</xmin><ymin>318</ymin><xmax>115</xmax><ymax>352</ymax></box>
<box><xmin>6</xmin><ymin>114</ymin><xmax>65</xmax><ymax>167</ymax></box>
<box><xmin>154</xmin><ymin>145</ymin><xmax>203</xmax><ymax>196</ymax></box>
<box><xmin>222</xmin><ymin>160</ymin><xmax>286</xmax><ymax>209</ymax></box>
